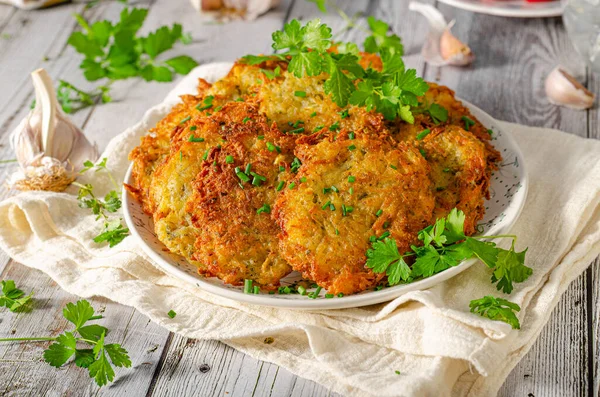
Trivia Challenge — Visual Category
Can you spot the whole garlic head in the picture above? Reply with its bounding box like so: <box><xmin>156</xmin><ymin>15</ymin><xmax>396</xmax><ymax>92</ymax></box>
<box><xmin>189</xmin><ymin>0</ymin><xmax>279</xmax><ymax>20</ymax></box>
<box><xmin>8</xmin><ymin>69</ymin><xmax>99</xmax><ymax>191</ymax></box>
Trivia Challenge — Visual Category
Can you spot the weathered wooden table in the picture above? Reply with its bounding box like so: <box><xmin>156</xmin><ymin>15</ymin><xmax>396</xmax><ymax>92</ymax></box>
<box><xmin>0</xmin><ymin>0</ymin><xmax>597</xmax><ymax>395</ymax></box>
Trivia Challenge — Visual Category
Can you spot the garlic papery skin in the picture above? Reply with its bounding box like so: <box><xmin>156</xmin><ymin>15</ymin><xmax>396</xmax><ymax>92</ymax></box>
<box><xmin>8</xmin><ymin>68</ymin><xmax>99</xmax><ymax>192</ymax></box>
<box><xmin>545</xmin><ymin>66</ymin><xmax>595</xmax><ymax>110</ymax></box>
<box><xmin>189</xmin><ymin>0</ymin><xmax>279</xmax><ymax>21</ymax></box>
<box><xmin>409</xmin><ymin>2</ymin><xmax>474</xmax><ymax>67</ymax></box>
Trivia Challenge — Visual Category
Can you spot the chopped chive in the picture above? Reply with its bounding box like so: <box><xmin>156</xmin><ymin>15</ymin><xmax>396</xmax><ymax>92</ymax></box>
<box><xmin>276</xmin><ymin>181</ymin><xmax>285</xmax><ymax>191</ymax></box>
<box><xmin>275</xmin><ymin>145</ymin><xmax>281</xmax><ymax>153</ymax></box>
<box><xmin>225</xmin><ymin>155</ymin><xmax>234</xmax><ymax>164</ymax></box>
<box><xmin>236</xmin><ymin>97</ymin><xmax>244</xmax><ymax>102</ymax></box>
<box><xmin>348</xmin><ymin>131</ymin><xmax>355</xmax><ymax>140</ymax></box>
<box><xmin>390</xmin><ymin>164</ymin><xmax>397</xmax><ymax>170</ymax></box>
<box><xmin>253</xmin><ymin>285</ymin><xmax>260</xmax><ymax>294</ymax></box>
<box><xmin>348</xmin><ymin>176</ymin><xmax>356</xmax><ymax>183</ymax></box>
<box><xmin>252</xmin><ymin>177</ymin><xmax>262</xmax><ymax>186</ymax></box>
<box><xmin>325</xmin><ymin>293</ymin><xmax>334</xmax><ymax>299</ymax></box>
<box><xmin>369</xmin><ymin>235</ymin><xmax>377</xmax><ymax>242</ymax></box>
<box><xmin>339</xmin><ymin>109</ymin><xmax>350</xmax><ymax>119</ymax></box>
<box><xmin>294</xmin><ymin>90</ymin><xmax>307</xmax><ymax>97</ymax></box>
<box><xmin>419</xmin><ymin>149</ymin><xmax>427</xmax><ymax>158</ymax></box>
<box><xmin>300</xmin><ymin>177</ymin><xmax>307</xmax><ymax>183</ymax></box>
<box><xmin>416</xmin><ymin>129</ymin><xmax>431</xmax><ymax>140</ymax></box>
<box><xmin>257</xmin><ymin>203</ymin><xmax>271</xmax><ymax>214</ymax></box>
<box><xmin>196</xmin><ymin>95</ymin><xmax>214</xmax><ymax>111</ymax></box>
<box><xmin>348</xmin><ymin>144</ymin><xmax>356</xmax><ymax>151</ymax></box>
<box><xmin>349</xmin><ymin>187</ymin><xmax>354</xmax><ymax>195</ymax></box>
<box><xmin>243</xmin><ymin>117</ymin><xmax>251</xmax><ymax>123</ymax></box>
<box><xmin>267</xmin><ymin>142</ymin><xmax>276</xmax><ymax>152</ymax></box>
<box><xmin>335</xmin><ymin>228</ymin><xmax>339</xmax><ymax>235</ymax></box>
<box><xmin>244</xmin><ymin>279</ymin><xmax>253</xmax><ymax>294</ymax></box>
<box><xmin>250</xmin><ymin>172</ymin><xmax>266</xmax><ymax>181</ymax></box>
<box><xmin>331</xmin><ymin>185</ymin><xmax>339</xmax><ymax>193</ymax></box>
<box><xmin>203</xmin><ymin>149</ymin><xmax>209</xmax><ymax>160</ymax></box>
<box><xmin>189</xmin><ymin>134</ymin><xmax>204</xmax><ymax>142</ymax></box>
<box><xmin>379</xmin><ymin>231</ymin><xmax>391</xmax><ymax>240</ymax></box>
<box><xmin>383</xmin><ymin>221</ymin><xmax>390</xmax><ymax>229</ymax></box>
<box><xmin>289</xmin><ymin>127</ymin><xmax>305</xmax><ymax>134</ymax></box>
<box><xmin>309</xmin><ymin>286</ymin><xmax>322</xmax><ymax>299</ymax></box>
<box><xmin>376</xmin><ymin>209</ymin><xmax>383</xmax><ymax>217</ymax></box>
<box><xmin>179</xmin><ymin>151</ymin><xmax>182</xmax><ymax>161</ymax></box>
<box><xmin>180</xmin><ymin>116</ymin><xmax>191</xmax><ymax>124</ymax></box>
<box><xmin>375</xmin><ymin>285</ymin><xmax>383</xmax><ymax>291</ymax></box>
<box><xmin>461</xmin><ymin>116</ymin><xmax>475</xmax><ymax>131</ymax></box>
<box><xmin>343</xmin><ymin>205</ymin><xmax>354</xmax><ymax>216</ymax></box>
<box><xmin>167</xmin><ymin>310</ymin><xmax>176</xmax><ymax>319</ymax></box>
<box><xmin>337</xmin><ymin>293</ymin><xmax>344</xmax><ymax>298</ymax></box>
<box><xmin>443</xmin><ymin>168</ymin><xmax>451</xmax><ymax>172</ymax></box>
<box><xmin>313</xmin><ymin>125</ymin><xmax>324</xmax><ymax>132</ymax></box>
<box><xmin>395</xmin><ymin>370</ymin><xmax>401</xmax><ymax>375</ymax></box>
<box><xmin>310</xmin><ymin>111</ymin><xmax>317</xmax><ymax>117</ymax></box>
<box><xmin>487</xmin><ymin>129</ymin><xmax>493</xmax><ymax>136</ymax></box>
<box><xmin>342</xmin><ymin>204</ymin><xmax>346</xmax><ymax>216</ymax></box>
<box><xmin>290</xmin><ymin>157</ymin><xmax>302</xmax><ymax>173</ymax></box>
<box><xmin>215</xmin><ymin>106</ymin><xmax>223</xmax><ymax>112</ymax></box>
<box><xmin>329</xmin><ymin>203</ymin><xmax>335</xmax><ymax>211</ymax></box>
<box><xmin>268</xmin><ymin>291</ymin><xmax>275</xmax><ymax>294</ymax></box>
<box><xmin>436</xmin><ymin>186</ymin><xmax>446</xmax><ymax>191</ymax></box>
<box><xmin>245</xmin><ymin>163</ymin><xmax>252</xmax><ymax>174</ymax></box>
<box><xmin>323</xmin><ymin>187</ymin><xmax>331</xmax><ymax>194</ymax></box>
<box><xmin>279</xmin><ymin>165</ymin><xmax>286</xmax><ymax>172</ymax></box>
<box><xmin>189</xmin><ymin>125</ymin><xmax>197</xmax><ymax>131</ymax></box>
<box><xmin>288</xmin><ymin>182</ymin><xmax>296</xmax><ymax>189</ymax></box>
<box><xmin>257</xmin><ymin>135</ymin><xmax>265</xmax><ymax>140</ymax></box>
<box><xmin>236</xmin><ymin>172</ymin><xmax>250</xmax><ymax>182</ymax></box>
<box><xmin>329</xmin><ymin>121</ymin><xmax>340</xmax><ymax>131</ymax></box>
<box><xmin>297</xmin><ymin>285</ymin><xmax>307</xmax><ymax>295</ymax></box>
<box><xmin>321</xmin><ymin>201</ymin><xmax>331</xmax><ymax>210</ymax></box>
<box><xmin>278</xmin><ymin>286</ymin><xmax>292</xmax><ymax>294</ymax></box>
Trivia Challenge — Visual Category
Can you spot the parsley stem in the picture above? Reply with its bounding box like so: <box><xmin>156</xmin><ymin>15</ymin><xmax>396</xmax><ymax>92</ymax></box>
<box><xmin>474</xmin><ymin>234</ymin><xmax>517</xmax><ymax>241</ymax></box>
<box><xmin>0</xmin><ymin>159</ymin><xmax>17</xmax><ymax>164</ymax></box>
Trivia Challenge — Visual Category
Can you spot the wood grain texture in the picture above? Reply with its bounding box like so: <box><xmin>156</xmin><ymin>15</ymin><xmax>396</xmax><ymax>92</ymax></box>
<box><xmin>0</xmin><ymin>0</ymin><xmax>597</xmax><ymax>396</ymax></box>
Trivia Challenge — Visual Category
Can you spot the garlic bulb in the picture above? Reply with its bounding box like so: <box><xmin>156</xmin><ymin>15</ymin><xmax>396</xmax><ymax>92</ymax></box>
<box><xmin>409</xmin><ymin>2</ymin><xmax>474</xmax><ymax>67</ymax></box>
<box><xmin>545</xmin><ymin>66</ymin><xmax>595</xmax><ymax>110</ymax></box>
<box><xmin>8</xmin><ymin>69</ymin><xmax>99</xmax><ymax>192</ymax></box>
<box><xmin>0</xmin><ymin>0</ymin><xmax>69</xmax><ymax>10</ymax></box>
<box><xmin>189</xmin><ymin>0</ymin><xmax>279</xmax><ymax>21</ymax></box>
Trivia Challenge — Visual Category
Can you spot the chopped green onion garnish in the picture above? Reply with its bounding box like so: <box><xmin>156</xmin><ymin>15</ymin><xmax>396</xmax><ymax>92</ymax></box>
<box><xmin>257</xmin><ymin>135</ymin><xmax>265</xmax><ymax>140</ymax></box>
<box><xmin>331</xmin><ymin>185</ymin><xmax>338</xmax><ymax>193</ymax></box>
<box><xmin>288</xmin><ymin>182</ymin><xmax>296</xmax><ymax>189</ymax></box>
<box><xmin>243</xmin><ymin>117</ymin><xmax>251</xmax><ymax>123</ymax></box>
<box><xmin>378</xmin><ymin>231</ymin><xmax>390</xmax><ymax>240</ymax></box>
<box><xmin>257</xmin><ymin>203</ymin><xmax>271</xmax><ymax>214</ymax></box>
<box><xmin>369</xmin><ymin>235</ymin><xmax>377</xmax><ymax>242</ymax></box>
<box><xmin>203</xmin><ymin>149</ymin><xmax>209</xmax><ymax>160</ymax></box>
<box><xmin>300</xmin><ymin>177</ymin><xmax>307</xmax><ymax>183</ymax></box>
<box><xmin>419</xmin><ymin>149</ymin><xmax>427</xmax><ymax>158</ymax></box>
<box><xmin>310</xmin><ymin>112</ymin><xmax>317</xmax><ymax>117</ymax></box>
<box><xmin>329</xmin><ymin>121</ymin><xmax>340</xmax><ymax>131</ymax></box>
<box><xmin>179</xmin><ymin>151</ymin><xmax>182</xmax><ymax>161</ymax></box>
<box><xmin>339</xmin><ymin>109</ymin><xmax>350</xmax><ymax>119</ymax></box>
<box><xmin>297</xmin><ymin>286</ymin><xmax>307</xmax><ymax>295</ymax></box>
<box><xmin>390</xmin><ymin>164</ymin><xmax>397</xmax><ymax>170</ymax></box>
<box><xmin>461</xmin><ymin>116</ymin><xmax>475</xmax><ymax>131</ymax></box>
<box><xmin>436</xmin><ymin>186</ymin><xmax>446</xmax><ymax>191</ymax></box>
<box><xmin>416</xmin><ymin>129</ymin><xmax>431</xmax><ymax>140</ymax></box>
<box><xmin>323</xmin><ymin>187</ymin><xmax>331</xmax><ymax>194</ymax></box>
<box><xmin>236</xmin><ymin>97</ymin><xmax>244</xmax><ymax>102</ymax></box>
<box><xmin>329</xmin><ymin>203</ymin><xmax>335</xmax><ymax>211</ymax></box>
<box><xmin>253</xmin><ymin>285</ymin><xmax>260</xmax><ymax>294</ymax></box>
<box><xmin>225</xmin><ymin>155</ymin><xmax>234</xmax><ymax>164</ymax></box>
<box><xmin>313</xmin><ymin>125</ymin><xmax>324</xmax><ymax>132</ymax></box>
<box><xmin>325</xmin><ymin>293</ymin><xmax>334</xmax><ymax>299</ymax></box>
<box><xmin>244</xmin><ymin>279</ymin><xmax>253</xmax><ymax>294</ymax></box>
<box><xmin>348</xmin><ymin>176</ymin><xmax>355</xmax><ymax>183</ymax></box>
<box><xmin>309</xmin><ymin>286</ymin><xmax>322</xmax><ymax>299</ymax></box>
<box><xmin>443</xmin><ymin>168</ymin><xmax>451</xmax><ymax>172</ymax></box>
<box><xmin>167</xmin><ymin>310</ymin><xmax>176</xmax><ymax>318</ymax></box>
<box><xmin>189</xmin><ymin>134</ymin><xmax>204</xmax><ymax>142</ymax></box>
<box><xmin>321</xmin><ymin>201</ymin><xmax>331</xmax><ymax>210</ymax></box>
<box><xmin>487</xmin><ymin>129</ymin><xmax>493</xmax><ymax>136</ymax></box>
<box><xmin>383</xmin><ymin>221</ymin><xmax>390</xmax><ymax>229</ymax></box>
<box><xmin>276</xmin><ymin>181</ymin><xmax>285</xmax><ymax>191</ymax></box>
<box><xmin>376</xmin><ymin>209</ymin><xmax>383</xmax><ymax>217</ymax></box>
<box><xmin>245</xmin><ymin>163</ymin><xmax>252</xmax><ymax>174</ymax></box>
<box><xmin>190</xmin><ymin>125</ymin><xmax>197</xmax><ymax>131</ymax></box>
<box><xmin>279</xmin><ymin>165</ymin><xmax>286</xmax><ymax>172</ymax></box>
<box><xmin>236</xmin><ymin>172</ymin><xmax>250</xmax><ymax>182</ymax></box>
<box><xmin>289</xmin><ymin>127</ymin><xmax>305</xmax><ymax>134</ymax></box>
<box><xmin>348</xmin><ymin>131</ymin><xmax>355</xmax><ymax>140</ymax></box>
<box><xmin>335</xmin><ymin>228</ymin><xmax>339</xmax><ymax>235</ymax></box>
<box><xmin>349</xmin><ymin>187</ymin><xmax>354</xmax><ymax>195</ymax></box>
<box><xmin>294</xmin><ymin>91</ymin><xmax>307</xmax><ymax>97</ymax></box>
<box><xmin>291</xmin><ymin>157</ymin><xmax>302</xmax><ymax>173</ymax></box>
<box><xmin>197</xmin><ymin>96</ymin><xmax>214</xmax><ymax>111</ymax></box>
<box><xmin>267</xmin><ymin>142</ymin><xmax>276</xmax><ymax>152</ymax></box>
<box><xmin>348</xmin><ymin>144</ymin><xmax>356</xmax><ymax>151</ymax></box>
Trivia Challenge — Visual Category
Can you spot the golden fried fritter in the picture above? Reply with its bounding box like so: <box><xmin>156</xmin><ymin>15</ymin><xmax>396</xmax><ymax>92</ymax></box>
<box><xmin>418</xmin><ymin>126</ymin><xmax>489</xmax><ymax>235</ymax></box>
<box><xmin>186</xmin><ymin>103</ymin><xmax>295</xmax><ymax>288</ymax></box>
<box><xmin>274</xmin><ymin>134</ymin><xmax>435</xmax><ymax>295</ymax></box>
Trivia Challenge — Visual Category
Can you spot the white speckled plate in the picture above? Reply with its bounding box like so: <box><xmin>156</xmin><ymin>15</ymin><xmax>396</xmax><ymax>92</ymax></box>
<box><xmin>123</xmin><ymin>67</ymin><xmax>528</xmax><ymax>310</ymax></box>
<box><xmin>437</xmin><ymin>0</ymin><xmax>563</xmax><ymax>18</ymax></box>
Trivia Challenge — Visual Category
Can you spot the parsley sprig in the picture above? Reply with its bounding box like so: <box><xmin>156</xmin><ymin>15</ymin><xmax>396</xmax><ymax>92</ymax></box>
<box><xmin>0</xmin><ymin>280</ymin><xmax>33</xmax><ymax>313</ymax></box>
<box><xmin>75</xmin><ymin>158</ymin><xmax>129</xmax><ymax>247</ymax></box>
<box><xmin>469</xmin><ymin>296</ymin><xmax>521</xmax><ymax>329</ymax></box>
<box><xmin>0</xmin><ymin>300</ymin><xmax>131</xmax><ymax>387</ymax></box>
<box><xmin>241</xmin><ymin>16</ymin><xmax>428</xmax><ymax>122</ymax></box>
<box><xmin>366</xmin><ymin>209</ymin><xmax>532</xmax><ymax>294</ymax></box>
<box><xmin>57</xmin><ymin>6</ymin><xmax>197</xmax><ymax>113</ymax></box>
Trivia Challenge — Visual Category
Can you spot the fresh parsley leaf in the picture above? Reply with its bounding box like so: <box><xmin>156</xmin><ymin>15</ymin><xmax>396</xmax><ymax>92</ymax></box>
<box><xmin>307</xmin><ymin>0</ymin><xmax>327</xmax><ymax>13</ymax></box>
<box><xmin>365</xmin><ymin>238</ymin><xmax>411</xmax><ymax>285</ymax></box>
<box><xmin>491</xmin><ymin>243</ymin><xmax>531</xmax><ymax>294</ymax></box>
<box><xmin>427</xmin><ymin>103</ymin><xmax>448</xmax><ymax>124</ymax></box>
<box><xmin>44</xmin><ymin>332</ymin><xmax>77</xmax><ymax>368</ymax></box>
<box><xmin>94</xmin><ymin>219</ymin><xmax>129</xmax><ymax>248</ymax></box>
<box><xmin>363</xmin><ymin>16</ymin><xmax>403</xmax><ymax>56</ymax></box>
<box><xmin>469</xmin><ymin>295</ymin><xmax>521</xmax><ymax>329</ymax></box>
<box><xmin>0</xmin><ymin>280</ymin><xmax>33</xmax><ymax>312</ymax></box>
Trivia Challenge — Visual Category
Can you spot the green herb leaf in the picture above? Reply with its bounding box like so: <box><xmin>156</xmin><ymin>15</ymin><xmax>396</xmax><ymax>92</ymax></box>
<box><xmin>0</xmin><ymin>280</ymin><xmax>33</xmax><ymax>313</ymax></box>
<box><xmin>469</xmin><ymin>295</ymin><xmax>521</xmax><ymax>329</ymax></box>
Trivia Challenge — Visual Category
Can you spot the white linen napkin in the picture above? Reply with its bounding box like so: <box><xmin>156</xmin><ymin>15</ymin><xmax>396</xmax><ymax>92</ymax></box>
<box><xmin>1</xmin><ymin>63</ymin><xmax>599</xmax><ymax>397</ymax></box>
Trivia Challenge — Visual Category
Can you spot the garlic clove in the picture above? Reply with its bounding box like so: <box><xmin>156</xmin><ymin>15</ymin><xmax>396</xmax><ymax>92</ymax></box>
<box><xmin>7</xmin><ymin>68</ymin><xmax>99</xmax><ymax>192</ymax></box>
<box><xmin>189</xmin><ymin>0</ymin><xmax>279</xmax><ymax>21</ymax></box>
<box><xmin>0</xmin><ymin>0</ymin><xmax>69</xmax><ymax>10</ymax></box>
<box><xmin>545</xmin><ymin>66</ymin><xmax>595</xmax><ymax>110</ymax></box>
<box><xmin>409</xmin><ymin>2</ymin><xmax>474</xmax><ymax>67</ymax></box>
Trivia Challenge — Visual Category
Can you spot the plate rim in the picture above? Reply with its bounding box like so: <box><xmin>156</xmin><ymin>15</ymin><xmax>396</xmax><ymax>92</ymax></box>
<box><xmin>122</xmin><ymin>99</ymin><xmax>529</xmax><ymax>310</ymax></box>
<box><xmin>437</xmin><ymin>0</ymin><xmax>563</xmax><ymax>18</ymax></box>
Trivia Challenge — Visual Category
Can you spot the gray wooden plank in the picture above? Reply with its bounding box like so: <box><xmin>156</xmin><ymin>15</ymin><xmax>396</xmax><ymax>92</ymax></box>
<box><xmin>593</xmin><ymin>260</ymin><xmax>599</xmax><ymax>397</ymax></box>
<box><xmin>0</xmin><ymin>261</ymin><xmax>170</xmax><ymax>396</ymax></box>
<box><xmin>420</xmin><ymin>6</ymin><xmax>595</xmax><ymax>396</ymax></box>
